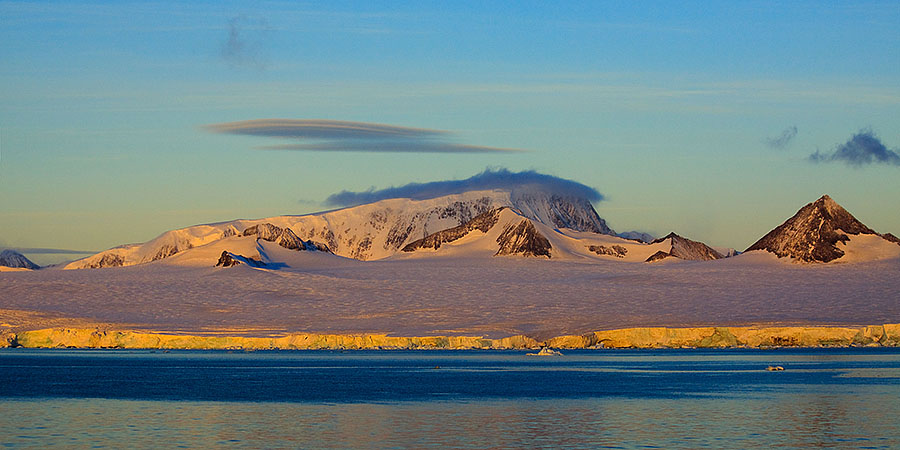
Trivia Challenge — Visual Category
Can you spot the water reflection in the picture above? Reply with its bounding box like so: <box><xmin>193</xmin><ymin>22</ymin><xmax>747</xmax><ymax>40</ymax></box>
<box><xmin>2</xmin><ymin>349</ymin><xmax>900</xmax><ymax>448</ymax></box>
<box><xmin>3</xmin><ymin>392</ymin><xmax>899</xmax><ymax>449</ymax></box>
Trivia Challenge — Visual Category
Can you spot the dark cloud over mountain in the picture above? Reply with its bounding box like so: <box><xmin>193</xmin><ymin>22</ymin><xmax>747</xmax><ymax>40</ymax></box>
<box><xmin>325</xmin><ymin>168</ymin><xmax>603</xmax><ymax>207</ymax></box>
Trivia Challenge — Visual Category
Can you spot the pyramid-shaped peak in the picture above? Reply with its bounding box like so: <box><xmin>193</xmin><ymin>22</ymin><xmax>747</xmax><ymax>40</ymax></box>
<box><xmin>812</xmin><ymin>194</ymin><xmax>844</xmax><ymax>210</ymax></box>
<box><xmin>746</xmin><ymin>195</ymin><xmax>877</xmax><ymax>262</ymax></box>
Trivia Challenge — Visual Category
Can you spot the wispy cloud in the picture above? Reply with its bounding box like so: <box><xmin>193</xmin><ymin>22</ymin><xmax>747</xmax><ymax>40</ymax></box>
<box><xmin>809</xmin><ymin>129</ymin><xmax>900</xmax><ymax>167</ymax></box>
<box><xmin>765</xmin><ymin>125</ymin><xmax>798</xmax><ymax>149</ymax></box>
<box><xmin>325</xmin><ymin>168</ymin><xmax>602</xmax><ymax>207</ymax></box>
<box><xmin>204</xmin><ymin>119</ymin><xmax>526</xmax><ymax>154</ymax></box>
<box><xmin>221</xmin><ymin>15</ymin><xmax>269</xmax><ymax>70</ymax></box>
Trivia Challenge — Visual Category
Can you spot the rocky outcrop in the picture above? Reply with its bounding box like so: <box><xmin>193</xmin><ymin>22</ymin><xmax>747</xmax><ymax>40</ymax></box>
<box><xmin>0</xmin><ymin>250</ymin><xmax>40</xmax><ymax>270</ymax></box>
<box><xmin>243</xmin><ymin>223</ymin><xmax>331</xmax><ymax>253</ymax></box>
<box><xmin>746</xmin><ymin>195</ymin><xmax>887</xmax><ymax>262</ymax></box>
<box><xmin>215</xmin><ymin>251</ymin><xmax>265</xmax><ymax>268</ymax></box>
<box><xmin>87</xmin><ymin>253</ymin><xmax>125</xmax><ymax>268</ymax></box>
<box><xmin>6</xmin><ymin>324</ymin><xmax>900</xmax><ymax>350</ymax></box>
<box><xmin>495</xmin><ymin>219</ymin><xmax>552</xmax><ymax>258</ymax></box>
<box><xmin>645</xmin><ymin>250</ymin><xmax>671</xmax><ymax>263</ymax></box>
<box><xmin>402</xmin><ymin>208</ymin><xmax>503</xmax><ymax>252</ymax></box>
<box><xmin>645</xmin><ymin>233</ymin><xmax>724</xmax><ymax>262</ymax></box>
<box><xmin>588</xmin><ymin>244</ymin><xmax>627</xmax><ymax>258</ymax></box>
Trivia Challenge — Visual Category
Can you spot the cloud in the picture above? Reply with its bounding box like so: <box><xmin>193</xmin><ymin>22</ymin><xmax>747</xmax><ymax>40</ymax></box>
<box><xmin>809</xmin><ymin>129</ymin><xmax>900</xmax><ymax>167</ymax></box>
<box><xmin>205</xmin><ymin>119</ymin><xmax>526</xmax><ymax>154</ymax></box>
<box><xmin>325</xmin><ymin>168</ymin><xmax>603</xmax><ymax>207</ymax></box>
<box><xmin>765</xmin><ymin>125</ymin><xmax>798</xmax><ymax>149</ymax></box>
<box><xmin>221</xmin><ymin>15</ymin><xmax>269</xmax><ymax>69</ymax></box>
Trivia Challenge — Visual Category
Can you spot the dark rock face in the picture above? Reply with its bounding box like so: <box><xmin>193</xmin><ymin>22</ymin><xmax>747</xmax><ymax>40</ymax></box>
<box><xmin>645</xmin><ymin>233</ymin><xmax>724</xmax><ymax>263</ymax></box>
<box><xmin>645</xmin><ymin>250</ymin><xmax>671</xmax><ymax>263</ymax></box>
<box><xmin>0</xmin><ymin>250</ymin><xmax>40</xmax><ymax>270</ymax></box>
<box><xmin>216</xmin><ymin>251</ymin><xmax>266</xmax><ymax>268</ymax></box>
<box><xmin>402</xmin><ymin>208</ymin><xmax>504</xmax><ymax>252</ymax></box>
<box><xmin>216</xmin><ymin>251</ymin><xmax>240</xmax><ymax>267</ymax></box>
<box><xmin>496</xmin><ymin>220</ymin><xmax>552</xmax><ymax>258</ymax></box>
<box><xmin>882</xmin><ymin>233</ymin><xmax>900</xmax><ymax>245</ymax></box>
<box><xmin>88</xmin><ymin>253</ymin><xmax>124</xmax><ymax>269</ymax></box>
<box><xmin>150</xmin><ymin>244</ymin><xmax>182</xmax><ymax>262</ymax></box>
<box><xmin>243</xmin><ymin>223</ymin><xmax>331</xmax><ymax>253</ymax></box>
<box><xmin>745</xmin><ymin>195</ymin><xmax>878</xmax><ymax>263</ymax></box>
<box><xmin>588</xmin><ymin>245</ymin><xmax>628</xmax><ymax>258</ymax></box>
<box><xmin>512</xmin><ymin>193</ymin><xmax>614</xmax><ymax>235</ymax></box>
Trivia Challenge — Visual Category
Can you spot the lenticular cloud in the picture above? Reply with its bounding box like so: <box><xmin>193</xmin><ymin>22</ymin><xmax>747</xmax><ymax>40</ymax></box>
<box><xmin>205</xmin><ymin>119</ymin><xmax>524</xmax><ymax>154</ymax></box>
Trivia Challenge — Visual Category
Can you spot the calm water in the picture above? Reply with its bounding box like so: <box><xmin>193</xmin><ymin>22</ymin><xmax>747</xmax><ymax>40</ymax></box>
<box><xmin>2</xmin><ymin>348</ymin><xmax>899</xmax><ymax>448</ymax></box>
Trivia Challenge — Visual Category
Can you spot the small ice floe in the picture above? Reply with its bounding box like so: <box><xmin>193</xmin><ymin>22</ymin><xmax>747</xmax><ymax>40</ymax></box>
<box><xmin>527</xmin><ymin>348</ymin><xmax>563</xmax><ymax>356</ymax></box>
<box><xmin>766</xmin><ymin>365</ymin><xmax>785</xmax><ymax>371</ymax></box>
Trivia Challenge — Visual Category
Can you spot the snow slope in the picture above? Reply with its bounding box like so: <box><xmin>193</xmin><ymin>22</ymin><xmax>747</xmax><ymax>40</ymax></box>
<box><xmin>3</xmin><ymin>246</ymin><xmax>898</xmax><ymax>339</ymax></box>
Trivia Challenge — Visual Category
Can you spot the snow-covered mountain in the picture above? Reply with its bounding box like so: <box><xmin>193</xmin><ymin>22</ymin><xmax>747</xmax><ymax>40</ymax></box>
<box><xmin>399</xmin><ymin>207</ymin><xmax>727</xmax><ymax>262</ymax></box>
<box><xmin>745</xmin><ymin>195</ymin><xmax>900</xmax><ymax>263</ymax></box>
<box><xmin>401</xmin><ymin>208</ymin><xmax>553</xmax><ymax>258</ymax></box>
<box><xmin>644</xmin><ymin>233</ymin><xmax>725</xmax><ymax>263</ymax></box>
<box><xmin>64</xmin><ymin>189</ymin><xmax>614</xmax><ymax>269</ymax></box>
<box><xmin>0</xmin><ymin>250</ymin><xmax>40</xmax><ymax>270</ymax></box>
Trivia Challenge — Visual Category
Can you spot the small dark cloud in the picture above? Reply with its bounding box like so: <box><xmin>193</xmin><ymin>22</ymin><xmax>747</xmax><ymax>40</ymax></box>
<box><xmin>325</xmin><ymin>168</ymin><xmax>603</xmax><ymax>207</ymax></box>
<box><xmin>765</xmin><ymin>126</ymin><xmax>798</xmax><ymax>149</ymax></box>
<box><xmin>809</xmin><ymin>129</ymin><xmax>900</xmax><ymax>167</ymax></box>
<box><xmin>221</xmin><ymin>15</ymin><xmax>269</xmax><ymax>70</ymax></box>
<box><xmin>205</xmin><ymin>119</ymin><xmax>526</xmax><ymax>154</ymax></box>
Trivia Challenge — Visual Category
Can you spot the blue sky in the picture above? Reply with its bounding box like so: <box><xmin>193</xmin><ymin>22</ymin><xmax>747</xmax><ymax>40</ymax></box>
<box><xmin>2</xmin><ymin>1</ymin><xmax>899</xmax><ymax>264</ymax></box>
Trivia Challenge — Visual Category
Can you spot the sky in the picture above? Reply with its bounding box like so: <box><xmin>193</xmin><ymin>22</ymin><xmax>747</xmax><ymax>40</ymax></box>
<box><xmin>2</xmin><ymin>1</ymin><xmax>899</xmax><ymax>265</ymax></box>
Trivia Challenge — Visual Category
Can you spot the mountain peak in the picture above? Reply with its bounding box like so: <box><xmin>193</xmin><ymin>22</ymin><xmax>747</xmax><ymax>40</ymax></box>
<box><xmin>746</xmin><ymin>195</ymin><xmax>879</xmax><ymax>262</ymax></box>
<box><xmin>646</xmin><ymin>232</ymin><xmax>724</xmax><ymax>262</ymax></box>
<box><xmin>0</xmin><ymin>249</ymin><xmax>40</xmax><ymax>270</ymax></box>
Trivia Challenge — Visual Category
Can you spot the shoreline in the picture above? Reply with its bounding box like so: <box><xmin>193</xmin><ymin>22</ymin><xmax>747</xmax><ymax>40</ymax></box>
<box><xmin>3</xmin><ymin>324</ymin><xmax>899</xmax><ymax>350</ymax></box>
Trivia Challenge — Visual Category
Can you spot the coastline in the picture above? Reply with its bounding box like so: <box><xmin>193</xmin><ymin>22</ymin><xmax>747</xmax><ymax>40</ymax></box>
<box><xmin>3</xmin><ymin>323</ymin><xmax>899</xmax><ymax>350</ymax></box>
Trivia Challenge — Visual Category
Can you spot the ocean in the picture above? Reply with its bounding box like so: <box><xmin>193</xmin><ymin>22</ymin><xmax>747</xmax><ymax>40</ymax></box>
<box><xmin>1</xmin><ymin>348</ymin><xmax>899</xmax><ymax>448</ymax></box>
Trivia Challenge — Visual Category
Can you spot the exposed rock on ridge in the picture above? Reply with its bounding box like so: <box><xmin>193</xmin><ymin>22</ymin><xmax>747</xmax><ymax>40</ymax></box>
<box><xmin>216</xmin><ymin>251</ymin><xmax>266</xmax><ymax>268</ymax></box>
<box><xmin>645</xmin><ymin>233</ymin><xmax>724</xmax><ymax>262</ymax></box>
<box><xmin>495</xmin><ymin>219</ymin><xmax>552</xmax><ymax>258</ymax></box>
<box><xmin>243</xmin><ymin>223</ymin><xmax>331</xmax><ymax>253</ymax></box>
<box><xmin>746</xmin><ymin>195</ymin><xmax>895</xmax><ymax>263</ymax></box>
<box><xmin>401</xmin><ymin>208</ymin><xmax>503</xmax><ymax>252</ymax></box>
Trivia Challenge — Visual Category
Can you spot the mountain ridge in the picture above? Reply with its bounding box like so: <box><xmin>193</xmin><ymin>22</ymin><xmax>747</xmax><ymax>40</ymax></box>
<box><xmin>64</xmin><ymin>189</ymin><xmax>613</xmax><ymax>269</ymax></box>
